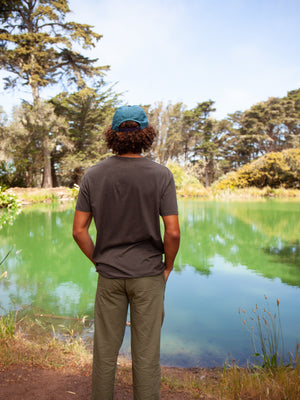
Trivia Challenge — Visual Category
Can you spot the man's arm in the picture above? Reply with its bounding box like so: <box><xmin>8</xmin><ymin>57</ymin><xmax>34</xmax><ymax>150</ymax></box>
<box><xmin>73</xmin><ymin>210</ymin><xmax>95</xmax><ymax>265</ymax></box>
<box><xmin>162</xmin><ymin>214</ymin><xmax>180</xmax><ymax>282</ymax></box>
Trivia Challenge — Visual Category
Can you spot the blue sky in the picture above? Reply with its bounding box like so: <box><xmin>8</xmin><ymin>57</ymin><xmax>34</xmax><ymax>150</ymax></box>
<box><xmin>1</xmin><ymin>0</ymin><xmax>300</xmax><ymax>119</ymax></box>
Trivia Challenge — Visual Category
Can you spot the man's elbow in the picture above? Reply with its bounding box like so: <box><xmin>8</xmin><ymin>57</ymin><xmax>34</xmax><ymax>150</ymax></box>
<box><xmin>72</xmin><ymin>227</ymin><xmax>83</xmax><ymax>242</ymax></box>
<box><xmin>72</xmin><ymin>229</ymin><xmax>79</xmax><ymax>242</ymax></box>
<box><xmin>165</xmin><ymin>229</ymin><xmax>180</xmax><ymax>241</ymax></box>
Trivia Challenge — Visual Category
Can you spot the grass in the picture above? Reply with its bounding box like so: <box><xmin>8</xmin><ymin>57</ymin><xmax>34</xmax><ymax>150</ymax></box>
<box><xmin>0</xmin><ymin>308</ymin><xmax>299</xmax><ymax>399</ymax></box>
<box><xmin>212</xmin><ymin>186</ymin><xmax>300</xmax><ymax>199</ymax></box>
<box><xmin>216</xmin><ymin>364</ymin><xmax>300</xmax><ymax>400</ymax></box>
<box><xmin>5</xmin><ymin>187</ymin><xmax>76</xmax><ymax>205</ymax></box>
<box><xmin>21</xmin><ymin>191</ymin><xmax>59</xmax><ymax>203</ymax></box>
<box><xmin>0</xmin><ymin>310</ymin><xmax>16</xmax><ymax>338</ymax></box>
<box><xmin>0</xmin><ymin>309</ymin><xmax>92</xmax><ymax>371</ymax></box>
<box><xmin>177</xmin><ymin>185</ymin><xmax>300</xmax><ymax>199</ymax></box>
<box><xmin>0</xmin><ymin>332</ymin><xmax>92</xmax><ymax>371</ymax></box>
<box><xmin>161</xmin><ymin>364</ymin><xmax>300</xmax><ymax>400</ymax></box>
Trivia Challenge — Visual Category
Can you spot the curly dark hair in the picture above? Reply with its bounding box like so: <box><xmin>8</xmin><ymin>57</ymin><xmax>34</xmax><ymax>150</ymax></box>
<box><xmin>105</xmin><ymin>121</ymin><xmax>156</xmax><ymax>155</ymax></box>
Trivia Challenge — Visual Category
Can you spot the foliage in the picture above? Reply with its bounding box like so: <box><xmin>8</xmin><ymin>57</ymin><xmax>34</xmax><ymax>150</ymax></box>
<box><xmin>72</xmin><ymin>184</ymin><xmax>80</xmax><ymax>199</ymax></box>
<box><xmin>0</xmin><ymin>186</ymin><xmax>20</xmax><ymax>210</ymax></box>
<box><xmin>166</xmin><ymin>161</ymin><xmax>208</xmax><ymax>197</ymax></box>
<box><xmin>225</xmin><ymin>91</ymin><xmax>300</xmax><ymax>168</ymax></box>
<box><xmin>50</xmin><ymin>83</ymin><xmax>120</xmax><ymax>186</ymax></box>
<box><xmin>0</xmin><ymin>0</ymin><xmax>22</xmax><ymax>22</ymax></box>
<box><xmin>214</xmin><ymin>149</ymin><xmax>300</xmax><ymax>190</ymax></box>
<box><xmin>146</xmin><ymin>89</ymin><xmax>299</xmax><ymax>189</ymax></box>
<box><xmin>0</xmin><ymin>0</ymin><xmax>107</xmax><ymax>95</ymax></box>
<box><xmin>180</xmin><ymin>101</ymin><xmax>225</xmax><ymax>187</ymax></box>
<box><xmin>0</xmin><ymin>0</ymin><xmax>109</xmax><ymax>187</ymax></box>
<box><xmin>1</xmin><ymin>90</ymin><xmax>119</xmax><ymax>188</ymax></box>
<box><xmin>148</xmin><ymin>102</ymin><xmax>188</xmax><ymax>164</ymax></box>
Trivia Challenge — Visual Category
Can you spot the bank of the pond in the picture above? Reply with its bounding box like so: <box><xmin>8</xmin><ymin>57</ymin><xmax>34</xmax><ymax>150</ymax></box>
<box><xmin>5</xmin><ymin>186</ymin><xmax>300</xmax><ymax>205</ymax></box>
<box><xmin>0</xmin><ymin>331</ymin><xmax>219</xmax><ymax>400</ymax></box>
<box><xmin>5</xmin><ymin>187</ymin><xmax>75</xmax><ymax>205</ymax></box>
<box><xmin>1</xmin><ymin>332</ymin><xmax>300</xmax><ymax>400</ymax></box>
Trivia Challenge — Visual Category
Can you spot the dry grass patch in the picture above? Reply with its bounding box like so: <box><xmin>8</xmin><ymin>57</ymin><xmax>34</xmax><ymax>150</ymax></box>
<box><xmin>0</xmin><ymin>333</ymin><xmax>92</xmax><ymax>373</ymax></box>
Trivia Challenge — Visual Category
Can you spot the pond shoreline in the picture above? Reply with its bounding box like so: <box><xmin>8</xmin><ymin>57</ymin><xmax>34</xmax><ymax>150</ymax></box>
<box><xmin>6</xmin><ymin>187</ymin><xmax>75</xmax><ymax>205</ymax></box>
<box><xmin>6</xmin><ymin>186</ymin><xmax>300</xmax><ymax>205</ymax></box>
<box><xmin>1</xmin><ymin>332</ymin><xmax>299</xmax><ymax>400</ymax></box>
<box><xmin>0</xmin><ymin>329</ymin><xmax>222</xmax><ymax>400</ymax></box>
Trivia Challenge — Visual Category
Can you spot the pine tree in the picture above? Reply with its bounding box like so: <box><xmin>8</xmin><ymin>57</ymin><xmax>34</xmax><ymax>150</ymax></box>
<box><xmin>50</xmin><ymin>83</ymin><xmax>120</xmax><ymax>186</ymax></box>
<box><xmin>0</xmin><ymin>0</ymin><xmax>109</xmax><ymax>187</ymax></box>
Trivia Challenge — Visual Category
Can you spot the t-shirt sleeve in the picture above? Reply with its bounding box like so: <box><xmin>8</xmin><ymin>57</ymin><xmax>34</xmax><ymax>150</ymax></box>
<box><xmin>159</xmin><ymin>172</ymin><xmax>178</xmax><ymax>216</ymax></box>
<box><xmin>75</xmin><ymin>174</ymin><xmax>92</xmax><ymax>212</ymax></box>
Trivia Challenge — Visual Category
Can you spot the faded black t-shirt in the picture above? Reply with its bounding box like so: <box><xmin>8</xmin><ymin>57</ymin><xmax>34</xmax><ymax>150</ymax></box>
<box><xmin>75</xmin><ymin>156</ymin><xmax>178</xmax><ymax>278</ymax></box>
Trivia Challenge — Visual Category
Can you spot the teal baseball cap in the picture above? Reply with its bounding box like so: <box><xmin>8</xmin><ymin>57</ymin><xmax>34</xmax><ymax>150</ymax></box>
<box><xmin>112</xmin><ymin>105</ymin><xmax>149</xmax><ymax>132</ymax></box>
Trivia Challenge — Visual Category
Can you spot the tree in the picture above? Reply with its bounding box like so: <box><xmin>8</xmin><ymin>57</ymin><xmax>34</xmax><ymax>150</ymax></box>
<box><xmin>0</xmin><ymin>0</ymin><xmax>22</xmax><ymax>22</ymax></box>
<box><xmin>183</xmin><ymin>101</ymin><xmax>219</xmax><ymax>187</ymax></box>
<box><xmin>21</xmin><ymin>99</ymin><xmax>70</xmax><ymax>187</ymax></box>
<box><xmin>284</xmin><ymin>89</ymin><xmax>300</xmax><ymax>145</ymax></box>
<box><xmin>148</xmin><ymin>102</ymin><xmax>187</xmax><ymax>164</ymax></box>
<box><xmin>50</xmin><ymin>83</ymin><xmax>120</xmax><ymax>186</ymax></box>
<box><xmin>0</xmin><ymin>0</ymin><xmax>108</xmax><ymax>187</ymax></box>
<box><xmin>167</xmin><ymin>102</ymin><xmax>188</xmax><ymax>162</ymax></box>
<box><xmin>148</xmin><ymin>102</ymin><xmax>171</xmax><ymax>164</ymax></box>
<box><xmin>237</xmin><ymin>96</ymin><xmax>300</xmax><ymax>158</ymax></box>
<box><xmin>1</xmin><ymin>100</ymin><xmax>68</xmax><ymax>187</ymax></box>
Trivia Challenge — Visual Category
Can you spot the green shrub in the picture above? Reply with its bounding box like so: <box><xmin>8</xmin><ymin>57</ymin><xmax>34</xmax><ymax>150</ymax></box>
<box><xmin>0</xmin><ymin>186</ymin><xmax>20</xmax><ymax>210</ymax></box>
<box><xmin>166</xmin><ymin>161</ymin><xmax>208</xmax><ymax>197</ymax></box>
<box><xmin>214</xmin><ymin>149</ymin><xmax>300</xmax><ymax>190</ymax></box>
<box><xmin>72</xmin><ymin>184</ymin><xmax>79</xmax><ymax>199</ymax></box>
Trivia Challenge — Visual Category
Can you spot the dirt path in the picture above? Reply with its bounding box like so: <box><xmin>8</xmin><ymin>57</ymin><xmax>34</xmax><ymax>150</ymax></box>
<box><xmin>0</xmin><ymin>365</ymin><xmax>216</xmax><ymax>400</ymax></box>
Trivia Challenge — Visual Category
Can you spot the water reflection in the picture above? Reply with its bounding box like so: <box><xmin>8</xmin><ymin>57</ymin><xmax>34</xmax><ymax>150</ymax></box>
<box><xmin>177</xmin><ymin>200</ymin><xmax>300</xmax><ymax>287</ymax></box>
<box><xmin>264</xmin><ymin>240</ymin><xmax>300</xmax><ymax>266</ymax></box>
<box><xmin>0</xmin><ymin>204</ymin><xmax>97</xmax><ymax>315</ymax></box>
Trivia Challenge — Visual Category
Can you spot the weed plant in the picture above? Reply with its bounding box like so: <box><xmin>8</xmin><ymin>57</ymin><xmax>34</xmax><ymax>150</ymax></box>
<box><xmin>0</xmin><ymin>248</ymin><xmax>12</xmax><ymax>281</ymax></box>
<box><xmin>239</xmin><ymin>296</ymin><xmax>298</xmax><ymax>370</ymax></box>
<box><xmin>0</xmin><ymin>310</ymin><xmax>16</xmax><ymax>339</ymax></box>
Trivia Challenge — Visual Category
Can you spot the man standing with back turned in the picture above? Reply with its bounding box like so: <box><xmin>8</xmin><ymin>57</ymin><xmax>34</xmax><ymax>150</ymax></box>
<box><xmin>73</xmin><ymin>105</ymin><xmax>180</xmax><ymax>400</ymax></box>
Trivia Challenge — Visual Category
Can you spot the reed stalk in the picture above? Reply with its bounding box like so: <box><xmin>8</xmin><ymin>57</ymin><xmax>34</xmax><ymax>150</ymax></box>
<box><xmin>239</xmin><ymin>296</ymin><xmax>291</xmax><ymax>370</ymax></box>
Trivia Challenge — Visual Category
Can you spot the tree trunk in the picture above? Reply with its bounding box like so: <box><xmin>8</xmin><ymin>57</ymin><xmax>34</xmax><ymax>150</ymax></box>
<box><xmin>31</xmin><ymin>85</ymin><xmax>54</xmax><ymax>188</ymax></box>
<box><xmin>205</xmin><ymin>166</ymin><xmax>210</xmax><ymax>188</ymax></box>
<box><xmin>42</xmin><ymin>145</ymin><xmax>53</xmax><ymax>188</ymax></box>
<box><xmin>51</xmin><ymin>156</ymin><xmax>58</xmax><ymax>187</ymax></box>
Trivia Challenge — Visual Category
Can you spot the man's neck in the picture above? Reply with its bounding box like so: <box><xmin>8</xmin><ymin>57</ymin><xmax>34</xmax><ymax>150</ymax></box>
<box><xmin>117</xmin><ymin>152</ymin><xmax>142</xmax><ymax>158</ymax></box>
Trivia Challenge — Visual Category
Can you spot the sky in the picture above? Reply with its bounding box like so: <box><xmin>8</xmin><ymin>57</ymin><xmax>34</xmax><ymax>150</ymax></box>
<box><xmin>1</xmin><ymin>0</ymin><xmax>300</xmax><ymax>119</ymax></box>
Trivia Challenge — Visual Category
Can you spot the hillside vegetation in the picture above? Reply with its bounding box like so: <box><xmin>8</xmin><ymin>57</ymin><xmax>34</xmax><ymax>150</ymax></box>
<box><xmin>214</xmin><ymin>148</ymin><xmax>300</xmax><ymax>190</ymax></box>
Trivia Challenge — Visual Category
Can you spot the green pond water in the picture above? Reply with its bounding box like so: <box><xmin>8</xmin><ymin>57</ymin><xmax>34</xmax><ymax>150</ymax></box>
<box><xmin>1</xmin><ymin>199</ymin><xmax>300</xmax><ymax>367</ymax></box>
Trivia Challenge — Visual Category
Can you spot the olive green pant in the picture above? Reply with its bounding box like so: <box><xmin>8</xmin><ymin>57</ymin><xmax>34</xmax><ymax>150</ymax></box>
<box><xmin>91</xmin><ymin>273</ymin><xmax>165</xmax><ymax>400</ymax></box>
